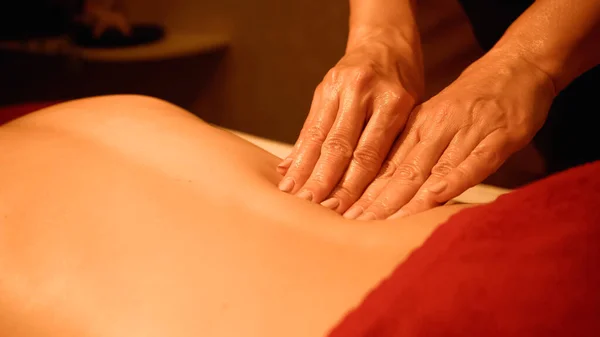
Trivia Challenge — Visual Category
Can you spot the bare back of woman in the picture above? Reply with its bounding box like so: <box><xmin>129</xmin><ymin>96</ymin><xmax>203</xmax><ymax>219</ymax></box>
<box><xmin>0</xmin><ymin>95</ymin><xmax>470</xmax><ymax>337</ymax></box>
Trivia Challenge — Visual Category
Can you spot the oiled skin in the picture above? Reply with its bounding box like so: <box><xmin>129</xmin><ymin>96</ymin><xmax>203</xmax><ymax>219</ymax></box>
<box><xmin>0</xmin><ymin>96</ymin><xmax>470</xmax><ymax>337</ymax></box>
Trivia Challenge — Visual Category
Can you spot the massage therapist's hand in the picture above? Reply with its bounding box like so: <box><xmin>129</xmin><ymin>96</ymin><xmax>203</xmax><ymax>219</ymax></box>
<box><xmin>344</xmin><ymin>49</ymin><xmax>556</xmax><ymax>220</ymax></box>
<box><xmin>277</xmin><ymin>29</ymin><xmax>424</xmax><ymax>212</ymax></box>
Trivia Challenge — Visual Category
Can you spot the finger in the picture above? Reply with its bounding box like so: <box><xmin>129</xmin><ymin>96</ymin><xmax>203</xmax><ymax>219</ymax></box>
<box><xmin>359</xmin><ymin>133</ymin><xmax>453</xmax><ymax>220</ymax></box>
<box><xmin>276</xmin><ymin>156</ymin><xmax>293</xmax><ymax>175</ymax></box>
<box><xmin>341</xmin><ymin>161</ymin><xmax>396</xmax><ymax>219</ymax></box>
<box><xmin>279</xmin><ymin>87</ymin><xmax>339</xmax><ymax>194</ymax></box>
<box><xmin>391</xmin><ymin>128</ymin><xmax>477</xmax><ymax>218</ymax></box>
<box><xmin>278</xmin><ymin>85</ymin><xmax>325</xmax><ymax>174</ymax></box>
<box><xmin>432</xmin><ymin>130</ymin><xmax>513</xmax><ymax>204</ymax></box>
<box><xmin>276</xmin><ymin>139</ymin><xmax>304</xmax><ymax>175</ymax></box>
<box><xmin>277</xmin><ymin>129</ymin><xmax>307</xmax><ymax>175</ymax></box>
<box><xmin>325</xmin><ymin>93</ymin><xmax>412</xmax><ymax>212</ymax></box>
<box><xmin>296</xmin><ymin>88</ymin><xmax>367</xmax><ymax>202</ymax></box>
<box><xmin>342</xmin><ymin>131</ymin><xmax>419</xmax><ymax>219</ymax></box>
<box><xmin>343</xmin><ymin>109</ymin><xmax>423</xmax><ymax>218</ymax></box>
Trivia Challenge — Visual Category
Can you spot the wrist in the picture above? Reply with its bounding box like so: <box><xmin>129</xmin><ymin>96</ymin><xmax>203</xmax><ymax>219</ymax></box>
<box><xmin>487</xmin><ymin>46</ymin><xmax>557</xmax><ymax>98</ymax></box>
<box><xmin>346</xmin><ymin>25</ymin><xmax>424</xmax><ymax>99</ymax></box>
<box><xmin>465</xmin><ymin>47</ymin><xmax>557</xmax><ymax>108</ymax></box>
<box><xmin>347</xmin><ymin>24</ymin><xmax>418</xmax><ymax>53</ymax></box>
<box><xmin>492</xmin><ymin>36</ymin><xmax>564</xmax><ymax>94</ymax></box>
<box><xmin>488</xmin><ymin>0</ymin><xmax>600</xmax><ymax>93</ymax></box>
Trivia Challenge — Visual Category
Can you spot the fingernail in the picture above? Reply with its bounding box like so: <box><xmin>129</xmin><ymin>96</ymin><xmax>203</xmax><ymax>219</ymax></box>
<box><xmin>278</xmin><ymin>157</ymin><xmax>293</xmax><ymax>169</ymax></box>
<box><xmin>388</xmin><ymin>210</ymin><xmax>408</xmax><ymax>220</ymax></box>
<box><xmin>297</xmin><ymin>190</ymin><xmax>314</xmax><ymax>202</ymax></box>
<box><xmin>276</xmin><ymin>158</ymin><xmax>293</xmax><ymax>175</ymax></box>
<box><xmin>279</xmin><ymin>177</ymin><xmax>295</xmax><ymax>193</ymax></box>
<box><xmin>276</xmin><ymin>166</ymin><xmax>288</xmax><ymax>175</ymax></box>
<box><xmin>357</xmin><ymin>212</ymin><xmax>376</xmax><ymax>221</ymax></box>
<box><xmin>321</xmin><ymin>198</ymin><xmax>340</xmax><ymax>210</ymax></box>
<box><xmin>428</xmin><ymin>181</ymin><xmax>448</xmax><ymax>194</ymax></box>
<box><xmin>343</xmin><ymin>206</ymin><xmax>363</xmax><ymax>219</ymax></box>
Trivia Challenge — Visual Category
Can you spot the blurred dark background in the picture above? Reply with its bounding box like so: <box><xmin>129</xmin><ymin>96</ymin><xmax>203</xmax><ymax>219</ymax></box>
<box><xmin>0</xmin><ymin>0</ymin><xmax>483</xmax><ymax>140</ymax></box>
<box><xmin>0</xmin><ymin>0</ymin><xmax>541</xmax><ymax>187</ymax></box>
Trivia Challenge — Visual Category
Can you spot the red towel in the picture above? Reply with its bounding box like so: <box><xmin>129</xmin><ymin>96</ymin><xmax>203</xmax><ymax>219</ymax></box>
<box><xmin>328</xmin><ymin>161</ymin><xmax>600</xmax><ymax>337</ymax></box>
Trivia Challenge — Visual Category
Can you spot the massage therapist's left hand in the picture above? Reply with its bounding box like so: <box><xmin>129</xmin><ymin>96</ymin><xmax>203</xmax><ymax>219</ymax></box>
<box><xmin>344</xmin><ymin>49</ymin><xmax>556</xmax><ymax>220</ymax></box>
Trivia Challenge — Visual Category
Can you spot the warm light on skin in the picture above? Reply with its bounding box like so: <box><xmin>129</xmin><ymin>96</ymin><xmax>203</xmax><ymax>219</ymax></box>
<box><xmin>495</xmin><ymin>0</ymin><xmax>600</xmax><ymax>92</ymax></box>
<box><xmin>281</xmin><ymin>0</ymin><xmax>600</xmax><ymax>221</ymax></box>
<box><xmin>0</xmin><ymin>95</ymin><xmax>472</xmax><ymax>337</ymax></box>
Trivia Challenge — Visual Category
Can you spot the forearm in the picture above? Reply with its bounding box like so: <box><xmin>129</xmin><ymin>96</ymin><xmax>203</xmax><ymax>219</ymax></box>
<box><xmin>347</xmin><ymin>0</ymin><xmax>420</xmax><ymax>53</ymax></box>
<box><xmin>345</xmin><ymin>0</ymin><xmax>424</xmax><ymax>98</ymax></box>
<box><xmin>494</xmin><ymin>0</ymin><xmax>600</xmax><ymax>92</ymax></box>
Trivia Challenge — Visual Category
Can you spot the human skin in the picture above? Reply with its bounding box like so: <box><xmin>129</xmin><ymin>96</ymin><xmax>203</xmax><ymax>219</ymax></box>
<box><xmin>0</xmin><ymin>96</ymin><xmax>471</xmax><ymax>337</ymax></box>
<box><xmin>281</xmin><ymin>0</ymin><xmax>600</xmax><ymax>220</ymax></box>
<box><xmin>277</xmin><ymin>0</ymin><xmax>424</xmax><ymax>208</ymax></box>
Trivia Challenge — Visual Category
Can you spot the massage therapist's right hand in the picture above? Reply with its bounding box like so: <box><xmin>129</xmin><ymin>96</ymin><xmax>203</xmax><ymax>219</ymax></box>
<box><xmin>277</xmin><ymin>30</ymin><xmax>424</xmax><ymax>213</ymax></box>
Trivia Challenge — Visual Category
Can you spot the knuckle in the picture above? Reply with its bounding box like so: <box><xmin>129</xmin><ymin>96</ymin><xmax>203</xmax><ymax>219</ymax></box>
<box><xmin>433</xmin><ymin>99</ymin><xmax>454</xmax><ymax>114</ymax></box>
<box><xmin>287</xmin><ymin>164</ymin><xmax>311</xmax><ymax>178</ymax></box>
<box><xmin>332</xmin><ymin>185</ymin><xmax>355</xmax><ymax>200</ymax></box>
<box><xmin>304</xmin><ymin>124</ymin><xmax>328</xmax><ymax>143</ymax></box>
<box><xmin>353</xmin><ymin>64</ymin><xmax>376</xmax><ymax>78</ymax></box>
<box><xmin>381</xmin><ymin>85</ymin><xmax>405</xmax><ymax>102</ymax></box>
<box><xmin>473</xmin><ymin>100</ymin><xmax>501</xmax><ymax>126</ymax></box>
<box><xmin>359</xmin><ymin>191</ymin><xmax>377</xmax><ymax>205</ymax></box>
<box><xmin>473</xmin><ymin>98</ymin><xmax>501</xmax><ymax>115</ymax></box>
<box><xmin>451</xmin><ymin>165</ymin><xmax>471</xmax><ymax>184</ymax></box>
<box><xmin>469</xmin><ymin>147</ymin><xmax>507</xmax><ymax>178</ymax></box>
<box><xmin>394</xmin><ymin>162</ymin><xmax>425</xmax><ymax>184</ymax></box>
<box><xmin>352</xmin><ymin>145</ymin><xmax>383</xmax><ymax>170</ymax></box>
<box><xmin>430</xmin><ymin>160</ymin><xmax>455</xmax><ymax>178</ymax></box>
<box><xmin>376</xmin><ymin>160</ymin><xmax>397</xmax><ymax>179</ymax></box>
<box><xmin>322</xmin><ymin>135</ymin><xmax>354</xmax><ymax>159</ymax></box>
<box><xmin>432</xmin><ymin>102</ymin><xmax>456</xmax><ymax>125</ymax></box>
<box><xmin>377</xmin><ymin>88</ymin><xmax>408</xmax><ymax>114</ymax></box>
<box><xmin>347</xmin><ymin>64</ymin><xmax>376</xmax><ymax>88</ymax></box>
<box><xmin>356</xmin><ymin>193</ymin><xmax>375</xmax><ymax>206</ymax></box>
<box><xmin>507</xmin><ymin>127</ymin><xmax>532</xmax><ymax>146</ymax></box>
<box><xmin>417</xmin><ymin>102</ymin><xmax>456</xmax><ymax>140</ymax></box>
<box><xmin>327</xmin><ymin>63</ymin><xmax>378</xmax><ymax>90</ymax></box>
<box><xmin>288</xmin><ymin>159</ymin><xmax>313</xmax><ymax>176</ymax></box>
<box><xmin>370</xmin><ymin>197</ymin><xmax>393</xmax><ymax>214</ymax></box>
<box><xmin>305</xmin><ymin>172</ymin><xmax>329</xmax><ymax>187</ymax></box>
<box><xmin>326</xmin><ymin>68</ymin><xmax>340</xmax><ymax>82</ymax></box>
<box><xmin>471</xmin><ymin>144</ymin><xmax>500</xmax><ymax>167</ymax></box>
